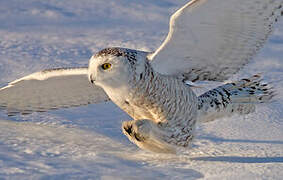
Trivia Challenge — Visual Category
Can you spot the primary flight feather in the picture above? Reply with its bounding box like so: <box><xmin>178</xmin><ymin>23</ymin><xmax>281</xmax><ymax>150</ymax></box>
<box><xmin>0</xmin><ymin>0</ymin><xmax>281</xmax><ymax>153</ymax></box>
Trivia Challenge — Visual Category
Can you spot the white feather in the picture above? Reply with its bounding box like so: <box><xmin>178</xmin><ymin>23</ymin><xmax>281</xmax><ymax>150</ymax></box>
<box><xmin>0</xmin><ymin>68</ymin><xmax>109</xmax><ymax>115</ymax></box>
<box><xmin>149</xmin><ymin>0</ymin><xmax>283</xmax><ymax>81</ymax></box>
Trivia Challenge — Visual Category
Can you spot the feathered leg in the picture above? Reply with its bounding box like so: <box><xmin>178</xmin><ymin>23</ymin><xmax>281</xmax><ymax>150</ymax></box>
<box><xmin>122</xmin><ymin>119</ymin><xmax>176</xmax><ymax>153</ymax></box>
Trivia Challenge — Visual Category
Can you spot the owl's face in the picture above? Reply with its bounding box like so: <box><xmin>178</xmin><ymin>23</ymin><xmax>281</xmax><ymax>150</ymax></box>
<box><xmin>88</xmin><ymin>48</ymin><xmax>148</xmax><ymax>94</ymax></box>
<box><xmin>88</xmin><ymin>54</ymin><xmax>132</xmax><ymax>90</ymax></box>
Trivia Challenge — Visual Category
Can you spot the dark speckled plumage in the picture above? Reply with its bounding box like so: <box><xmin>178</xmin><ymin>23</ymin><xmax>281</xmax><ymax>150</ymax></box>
<box><xmin>95</xmin><ymin>47</ymin><xmax>139</xmax><ymax>67</ymax></box>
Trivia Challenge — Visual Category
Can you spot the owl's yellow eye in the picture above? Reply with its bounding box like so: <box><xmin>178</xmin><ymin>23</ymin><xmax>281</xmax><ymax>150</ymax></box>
<box><xmin>101</xmin><ymin>63</ymin><xmax>112</xmax><ymax>70</ymax></box>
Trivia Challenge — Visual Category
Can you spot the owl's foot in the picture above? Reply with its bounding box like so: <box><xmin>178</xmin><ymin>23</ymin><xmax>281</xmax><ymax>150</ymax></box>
<box><xmin>122</xmin><ymin>119</ymin><xmax>176</xmax><ymax>153</ymax></box>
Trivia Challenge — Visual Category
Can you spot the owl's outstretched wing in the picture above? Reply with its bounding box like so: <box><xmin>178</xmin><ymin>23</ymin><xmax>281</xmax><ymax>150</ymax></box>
<box><xmin>148</xmin><ymin>0</ymin><xmax>283</xmax><ymax>82</ymax></box>
<box><xmin>0</xmin><ymin>68</ymin><xmax>109</xmax><ymax>115</ymax></box>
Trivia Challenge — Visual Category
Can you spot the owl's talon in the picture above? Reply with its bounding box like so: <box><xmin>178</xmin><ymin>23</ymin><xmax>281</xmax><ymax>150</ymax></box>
<box><xmin>123</xmin><ymin>124</ymin><xmax>133</xmax><ymax>136</ymax></box>
<box><xmin>122</xmin><ymin>119</ymin><xmax>176</xmax><ymax>153</ymax></box>
<box><xmin>122</xmin><ymin>120</ymin><xmax>148</xmax><ymax>143</ymax></box>
<box><xmin>133</xmin><ymin>132</ymin><xmax>143</xmax><ymax>142</ymax></box>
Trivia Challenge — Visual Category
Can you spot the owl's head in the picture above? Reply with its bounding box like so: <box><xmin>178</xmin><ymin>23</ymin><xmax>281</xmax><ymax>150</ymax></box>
<box><xmin>88</xmin><ymin>47</ymin><xmax>149</xmax><ymax>90</ymax></box>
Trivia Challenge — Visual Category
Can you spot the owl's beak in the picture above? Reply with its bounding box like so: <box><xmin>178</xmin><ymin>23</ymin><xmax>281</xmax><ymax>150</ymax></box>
<box><xmin>89</xmin><ymin>74</ymin><xmax>95</xmax><ymax>84</ymax></box>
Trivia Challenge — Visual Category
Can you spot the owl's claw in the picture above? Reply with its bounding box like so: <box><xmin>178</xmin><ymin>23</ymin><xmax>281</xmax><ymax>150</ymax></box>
<box><xmin>122</xmin><ymin>119</ymin><xmax>176</xmax><ymax>153</ymax></box>
<box><xmin>122</xmin><ymin>120</ymin><xmax>148</xmax><ymax>142</ymax></box>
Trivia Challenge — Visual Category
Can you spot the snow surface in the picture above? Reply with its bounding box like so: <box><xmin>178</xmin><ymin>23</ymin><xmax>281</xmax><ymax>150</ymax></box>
<box><xmin>0</xmin><ymin>0</ymin><xmax>282</xmax><ymax>179</ymax></box>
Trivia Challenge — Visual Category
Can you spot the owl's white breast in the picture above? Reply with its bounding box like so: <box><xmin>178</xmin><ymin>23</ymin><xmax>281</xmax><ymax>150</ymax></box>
<box><xmin>103</xmin><ymin>61</ymin><xmax>198</xmax><ymax>127</ymax></box>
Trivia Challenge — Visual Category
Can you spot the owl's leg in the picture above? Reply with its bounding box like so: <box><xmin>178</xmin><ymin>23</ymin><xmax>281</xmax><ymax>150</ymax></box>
<box><xmin>122</xmin><ymin>119</ymin><xmax>176</xmax><ymax>153</ymax></box>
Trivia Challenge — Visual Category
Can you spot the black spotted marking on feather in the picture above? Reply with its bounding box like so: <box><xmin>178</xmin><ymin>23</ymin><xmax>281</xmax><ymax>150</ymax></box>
<box><xmin>198</xmin><ymin>104</ymin><xmax>202</xmax><ymax>110</ymax></box>
<box><xmin>214</xmin><ymin>99</ymin><xmax>221</xmax><ymax>107</ymax></box>
<box><xmin>242</xmin><ymin>78</ymin><xmax>251</xmax><ymax>82</ymax></box>
<box><xmin>182</xmin><ymin>67</ymin><xmax>232</xmax><ymax>82</ymax></box>
<box><xmin>222</xmin><ymin>88</ymin><xmax>231</xmax><ymax>101</ymax></box>
<box><xmin>149</xmin><ymin>71</ymin><xmax>155</xmax><ymax>83</ymax></box>
<box><xmin>146</xmin><ymin>64</ymin><xmax>151</xmax><ymax>77</ymax></box>
<box><xmin>139</xmin><ymin>73</ymin><xmax>143</xmax><ymax>80</ymax></box>
<box><xmin>151</xmin><ymin>71</ymin><xmax>154</xmax><ymax>77</ymax></box>
<box><xmin>249</xmin><ymin>90</ymin><xmax>255</xmax><ymax>95</ymax></box>
<box><xmin>216</xmin><ymin>90</ymin><xmax>222</xmax><ymax>97</ymax></box>
<box><xmin>96</xmin><ymin>47</ymin><xmax>125</xmax><ymax>57</ymax></box>
<box><xmin>95</xmin><ymin>47</ymin><xmax>138</xmax><ymax>66</ymax></box>
<box><xmin>184</xmin><ymin>134</ymin><xmax>193</xmax><ymax>145</ymax></box>
<box><xmin>198</xmin><ymin>74</ymin><xmax>275</xmax><ymax>120</ymax></box>
<box><xmin>192</xmin><ymin>76</ymin><xmax>199</xmax><ymax>82</ymax></box>
<box><xmin>198</xmin><ymin>99</ymin><xmax>205</xmax><ymax>110</ymax></box>
<box><xmin>207</xmin><ymin>91</ymin><xmax>222</xmax><ymax>110</ymax></box>
<box><xmin>217</xmin><ymin>90</ymin><xmax>229</xmax><ymax>108</ymax></box>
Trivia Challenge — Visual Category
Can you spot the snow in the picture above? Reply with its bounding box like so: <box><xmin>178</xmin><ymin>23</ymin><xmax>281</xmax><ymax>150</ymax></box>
<box><xmin>0</xmin><ymin>0</ymin><xmax>282</xmax><ymax>179</ymax></box>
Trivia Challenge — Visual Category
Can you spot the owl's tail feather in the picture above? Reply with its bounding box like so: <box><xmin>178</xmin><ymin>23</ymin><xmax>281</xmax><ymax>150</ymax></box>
<box><xmin>197</xmin><ymin>75</ymin><xmax>275</xmax><ymax>123</ymax></box>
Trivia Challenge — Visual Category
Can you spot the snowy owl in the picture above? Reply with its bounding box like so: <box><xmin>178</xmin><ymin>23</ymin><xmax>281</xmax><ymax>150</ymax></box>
<box><xmin>0</xmin><ymin>0</ymin><xmax>282</xmax><ymax>153</ymax></box>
